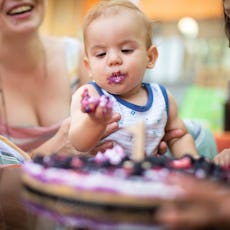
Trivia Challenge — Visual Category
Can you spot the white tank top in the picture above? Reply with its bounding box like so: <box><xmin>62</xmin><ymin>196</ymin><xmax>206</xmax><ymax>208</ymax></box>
<box><xmin>90</xmin><ymin>82</ymin><xmax>168</xmax><ymax>156</ymax></box>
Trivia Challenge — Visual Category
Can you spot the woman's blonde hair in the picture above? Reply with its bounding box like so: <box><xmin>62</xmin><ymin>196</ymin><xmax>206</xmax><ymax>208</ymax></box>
<box><xmin>83</xmin><ymin>0</ymin><xmax>154</xmax><ymax>49</ymax></box>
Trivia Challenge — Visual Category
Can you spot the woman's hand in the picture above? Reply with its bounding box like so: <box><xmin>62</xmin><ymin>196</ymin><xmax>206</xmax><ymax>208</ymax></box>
<box><xmin>31</xmin><ymin>113</ymin><xmax>121</xmax><ymax>158</ymax></box>
<box><xmin>31</xmin><ymin>118</ymin><xmax>79</xmax><ymax>158</ymax></box>
<box><xmin>89</xmin><ymin>112</ymin><xmax>121</xmax><ymax>155</ymax></box>
<box><xmin>158</xmin><ymin>129</ymin><xmax>185</xmax><ymax>155</ymax></box>
<box><xmin>213</xmin><ymin>148</ymin><xmax>230</xmax><ymax>167</ymax></box>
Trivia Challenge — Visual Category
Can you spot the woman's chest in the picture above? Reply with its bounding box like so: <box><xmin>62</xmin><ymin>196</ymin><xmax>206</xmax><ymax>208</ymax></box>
<box><xmin>0</xmin><ymin>70</ymin><xmax>71</xmax><ymax>127</ymax></box>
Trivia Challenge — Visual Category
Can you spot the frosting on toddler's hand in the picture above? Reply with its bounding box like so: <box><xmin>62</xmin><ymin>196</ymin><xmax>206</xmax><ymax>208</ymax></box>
<box><xmin>81</xmin><ymin>88</ymin><xmax>113</xmax><ymax>114</ymax></box>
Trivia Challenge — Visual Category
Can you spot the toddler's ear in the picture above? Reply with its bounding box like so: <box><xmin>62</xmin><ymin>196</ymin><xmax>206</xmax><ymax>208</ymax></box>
<box><xmin>147</xmin><ymin>45</ymin><xmax>158</xmax><ymax>68</ymax></box>
<box><xmin>83</xmin><ymin>57</ymin><xmax>93</xmax><ymax>78</ymax></box>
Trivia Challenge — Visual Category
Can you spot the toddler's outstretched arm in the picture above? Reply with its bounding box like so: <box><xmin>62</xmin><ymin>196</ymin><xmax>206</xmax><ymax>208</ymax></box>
<box><xmin>69</xmin><ymin>86</ymin><xmax>113</xmax><ymax>152</ymax></box>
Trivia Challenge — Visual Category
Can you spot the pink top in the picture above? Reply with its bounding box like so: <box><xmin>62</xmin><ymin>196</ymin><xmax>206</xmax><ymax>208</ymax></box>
<box><xmin>0</xmin><ymin>37</ymin><xmax>81</xmax><ymax>153</ymax></box>
<box><xmin>0</xmin><ymin>122</ymin><xmax>61</xmax><ymax>152</ymax></box>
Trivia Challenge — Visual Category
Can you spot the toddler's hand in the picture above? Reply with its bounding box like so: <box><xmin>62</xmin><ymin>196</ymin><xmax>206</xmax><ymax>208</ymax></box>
<box><xmin>81</xmin><ymin>88</ymin><xmax>113</xmax><ymax>123</ymax></box>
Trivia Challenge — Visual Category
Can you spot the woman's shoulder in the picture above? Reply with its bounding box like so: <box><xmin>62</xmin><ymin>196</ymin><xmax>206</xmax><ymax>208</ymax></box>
<box><xmin>42</xmin><ymin>35</ymin><xmax>83</xmax><ymax>89</ymax></box>
<box><xmin>42</xmin><ymin>35</ymin><xmax>82</xmax><ymax>54</ymax></box>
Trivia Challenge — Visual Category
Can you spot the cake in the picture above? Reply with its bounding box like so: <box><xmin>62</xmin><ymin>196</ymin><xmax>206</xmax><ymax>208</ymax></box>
<box><xmin>21</xmin><ymin>147</ymin><xmax>230</xmax><ymax>229</ymax></box>
<box><xmin>22</xmin><ymin>150</ymin><xmax>184</xmax><ymax>209</ymax></box>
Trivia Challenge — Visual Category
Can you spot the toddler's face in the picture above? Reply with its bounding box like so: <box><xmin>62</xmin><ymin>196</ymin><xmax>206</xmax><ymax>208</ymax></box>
<box><xmin>84</xmin><ymin>10</ymin><xmax>156</xmax><ymax>96</ymax></box>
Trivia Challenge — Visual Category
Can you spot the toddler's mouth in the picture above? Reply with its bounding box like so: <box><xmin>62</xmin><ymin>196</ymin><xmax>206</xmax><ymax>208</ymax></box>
<box><xmin>107</xmin><ymin>71</ymin><xmax>126</xmax><ymax>84</ymax></box>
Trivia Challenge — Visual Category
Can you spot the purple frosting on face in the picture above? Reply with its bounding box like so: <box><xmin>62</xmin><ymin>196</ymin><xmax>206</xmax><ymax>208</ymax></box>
<box><xmin>107</xmin><ymin>71</ymin><xmax>126</xmax><ymax>84</ymax></box>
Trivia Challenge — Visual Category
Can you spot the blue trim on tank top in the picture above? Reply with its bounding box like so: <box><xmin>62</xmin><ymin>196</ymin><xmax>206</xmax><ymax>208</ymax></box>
<box><xmin>89</xmin><ymin>81</ymin><xmax>104</xmax><ymax>95</ymax></box>
<box><xmin>89</xmin><ymin>81</ymin><xmax>153</xmax><ymax>112</ymax></box>
<box><xmin>113</xmin><ymin>83</ymin><xmax>153</xmax><ymax>112</ymax></box>
<box><xmin>159</xmin><ymin>84</ymin><xmax>169</xmax><ymax>116</ymax></box>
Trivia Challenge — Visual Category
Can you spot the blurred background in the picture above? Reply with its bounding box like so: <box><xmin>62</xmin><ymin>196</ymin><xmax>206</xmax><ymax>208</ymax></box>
<box><xmin>40</xmin><ymin>0</ymin><xmax>230</xmax><ymax>134</ymax></box>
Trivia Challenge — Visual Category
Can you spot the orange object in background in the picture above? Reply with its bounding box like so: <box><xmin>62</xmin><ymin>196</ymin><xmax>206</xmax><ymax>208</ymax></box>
<box><xmin>140</xmin><ymin>0</ymin><xmax>222</xmax><ymax>21</ymax></box>
<box><xmin>214</xmin><ymin>132</ymin><xmax>230</xmax><ymax>153</ymax></box>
